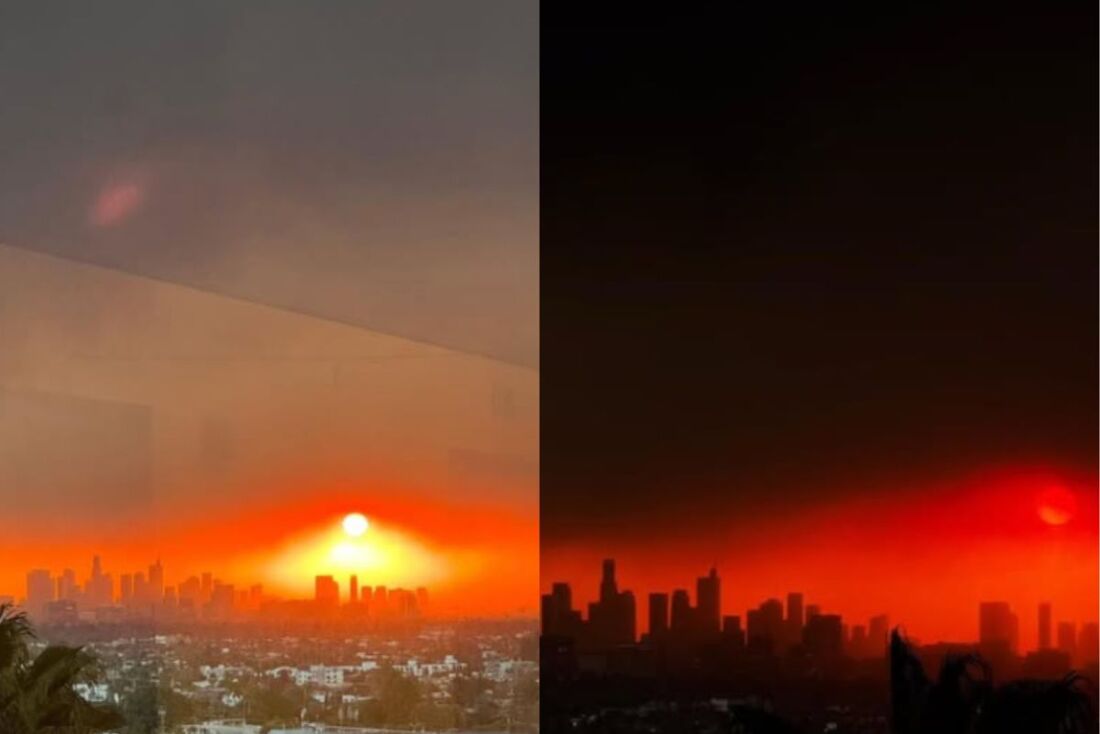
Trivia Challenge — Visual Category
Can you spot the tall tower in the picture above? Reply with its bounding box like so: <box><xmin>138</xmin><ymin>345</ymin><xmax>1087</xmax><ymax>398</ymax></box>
<box><xmin>600</xmin><ymin>559</ymin><xmax>618</xmax><ymax>603</ymax></box>
<box><xmin>349</xmin><ymin>574</ymin><xmax>359</xmax><ymax>604</ymax></box>
<box><xmin>648</xmin><ymin>592</ymin><xmax>669</xmax><ymax>638</ymax></box>
<box><xmin>696</xmin><ymin>568</ymin><xmax>721</xmax><ymax>634</ymax></box>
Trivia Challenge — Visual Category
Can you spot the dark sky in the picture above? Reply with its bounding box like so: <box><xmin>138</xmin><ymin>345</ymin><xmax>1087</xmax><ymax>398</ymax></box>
<box><xmin>541</xmin><ymin>6</ymin><xmax>1097</xmax><ymax>541</ymax></box>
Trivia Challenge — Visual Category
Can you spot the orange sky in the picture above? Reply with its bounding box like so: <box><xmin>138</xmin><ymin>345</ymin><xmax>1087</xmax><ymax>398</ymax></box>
<box><xmin>0</xmin><ymin>245</ymin><xmax>538</xmax><ymax>618</ymax></box>
<box><xmin>542</xmin><ymin>466</ymin><xmax>1098</xmax><ymax>651</ymax></box>
<box><xmin>0</xmin><ymin>483</ymin><xmax>538</xmax><ymax>617</ymax></box>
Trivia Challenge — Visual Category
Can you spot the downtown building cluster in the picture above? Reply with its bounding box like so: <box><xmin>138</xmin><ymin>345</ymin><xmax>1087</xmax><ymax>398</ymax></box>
<box><xmin>10</xmin><ymin>556</ymin><xmax>428</xmax><ymax>626</ymax></box>
<box><xmin>541</xmin><ymin>559</ymin><xmax>892</xmax><ymax>680</ymax></box>
<box><xmin>541</xmin><ymin>559</ymin><xmax>1100</xmax><ymax>682</ymax></box>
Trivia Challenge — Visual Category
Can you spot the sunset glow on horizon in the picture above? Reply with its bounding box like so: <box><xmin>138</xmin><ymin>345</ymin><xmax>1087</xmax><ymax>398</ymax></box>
<box><xmin>542</xmin><ymin>466</ymin><xmax>1099</xmax><ymax>652</ymax></box>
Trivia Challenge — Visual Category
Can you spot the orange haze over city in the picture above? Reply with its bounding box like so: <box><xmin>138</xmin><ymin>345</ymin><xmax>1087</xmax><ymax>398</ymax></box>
<box><xmin>0</xmin><ymin>485</ymin><xmax>538</xmax><ymax>617</ymax></box>
<box><xmin>542</xmin><ymin>466</ymin><xmax>1098</xmax><ymax>652</ymax></box>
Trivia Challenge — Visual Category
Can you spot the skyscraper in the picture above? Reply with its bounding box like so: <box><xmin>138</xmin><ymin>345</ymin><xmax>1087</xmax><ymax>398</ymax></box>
<box><xmin>696</xmin><ymin>568</ymin><xmax>720</xmax><ymax>635</ymax></box>
<box><xmin>1078</xmin><ymin>623</ymin><xmax>1098</xmax><ymax>665</ymax></box>
<box><xmin>670</xmin><ymin>589</ymin><xmax>692</xmax><ymax>634</ymax></box>
<box><xmin>315</xmin><ymin>575</ymin><xmax>339</xmax><ymax>608</ymax></box>
<box><xmin>1057</xmin><ymin>621</ymin><xmax>1077</xmax><ymax>660</ymax></box>
<box><xmin>979</xmin><ymin>601</ymin><xmax>1017</xmax><ymax>656</ymax></box>
<box><xmin>599</xmin><ymin>559</ymin><xmax>618</xmax><ymax>603</ymax></box>
<box><xmin>648</xmin><ymin>592</ymin><xmax>669</xmax><ymax>638</ymax></box>
<box><xmin>786</xmin><ymin>592</ymin><xmax>804</xmax><ymax>647</ymax></box>
<box><xmin>1038</xmin><ymin>602</ymin><xmax>1052</xmax><ymax>650</ymax></box>
<box><xmin>588</xmin><ymin>560</ymin><xmax>635</xmax><ymax>645</ymax></box>
<box><xmin>867</xmin><ymin>614</ymin><xmax>890</xmax><ymax>656</ymax></box>
<box><xmin>349</xmin><ymin>574</ymin><xmax>359</xmax><ymax>604</ymax></box>
<box><xmin>148</xmin><ymin>559</ymin><xmax>164</xmax><ymax>602</ymax></box>
<box><xmin>26</xmin><ymin>569</ymin><xmax>53</xmax><ymax>620</ymax></box>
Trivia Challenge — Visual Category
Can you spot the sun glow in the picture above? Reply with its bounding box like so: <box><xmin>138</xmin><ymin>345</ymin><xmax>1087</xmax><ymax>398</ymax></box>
<box><xmin>1037</xmin><ymin>486</ymin><xmax>1077</xmax><ymax>526</ymax></box>
<box><xmin>343</xmin><ymin>512</ymin><xmax>369</xmax><ymax>537</ymax></box>
<box><xmin>260</xmin><ymin>514</ymin><xmax>448</xmax><ymax>595</ymax></box>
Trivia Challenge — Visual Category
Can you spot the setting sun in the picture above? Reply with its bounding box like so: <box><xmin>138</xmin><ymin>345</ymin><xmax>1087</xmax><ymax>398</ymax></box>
<box><xmin>343</xmin><ymin>512</ymin><xmax>369</xmax><ymax>537</ymax></box>
<box><xmin>1037</xmin><ymin>486</ymin><xmax>1077</xmax><ymax>526</ymax></box>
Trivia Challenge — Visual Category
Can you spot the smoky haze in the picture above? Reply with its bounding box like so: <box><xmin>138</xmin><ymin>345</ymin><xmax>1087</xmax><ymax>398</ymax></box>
<box><xmin>0</xmin><ymin>1</ymin><xmax>537</xmax><ymax>366</ymax></box>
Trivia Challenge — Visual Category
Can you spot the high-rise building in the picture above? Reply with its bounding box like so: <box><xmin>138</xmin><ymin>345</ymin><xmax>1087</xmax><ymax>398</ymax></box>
<box><xmin>58</xmin><ymin>569</ymin><xmax>78</xmax><ymax>601</ymax></box>
<box><xmin>648</xmin><ymin>592</ymin><xmax>669</xmax><ymax>638</ymax></box>
<box><xmin>416</xmin><ymin>586</ymin><xmax>429</xmax><ymax>613</ymax></box>
<box><xmin>349</xmin><ymin>575</ymin><xmax>359</xmax><ymax>604</ymax></box>
<box><xmin>1057</xmin><ymin>621</ymin><xmax>1077</xmax><ymax>660</ymax></box>
<box><xmin>587</xmin><ymin>560</ymin><xmax>635</xmax><ymax>646</ymax></box>
<box><xmin>696</xmin><ymin>568</ymin><xmax>720</xmax><ymax>635</ymax></box>
<box><xmin>85</xmin><ymin>555</ymin><xmax>113</xmax><ymax>608</ymax></box>
<box><xmin>1078</xmin><ymin>623</ymin><xmax>1098</xmax><ymax>665</ymax></box>
<box><xmin>148</xmin><ymin>559</ymin><xmax>164</xmax><ymax>602</ymax></box>
<box><xmin>119</xmin><ymin>574</ymin><xmax>133</xmax><ymax>604</ymax></box>
<box><xmin>979</xmin><ymin>601</ymin><xmax>1018</xmax><ymax>660</ymax></box>
<box><xmin>1038</xmin><ymin>602</ymin><xmax>1052</xmax><ymax>650</ymax></box>
<box><xmin>178</xmin><ymin>576</ymin><xmax>201</xmax><ymax>605</ymax></box>
<box><xmin>721</xmin><ymin>614</ymin><xmax>745</xmax><ymax>648</ymax></box>
<box><xmin>787</xmin><ymin>592</ymin><xmax>805</xmax><ymax>647</ymax></box>
<box><xmin>670</xmin><ymin>589</ymin><xmax>692</xmax><ymax>634</ymax></box>
<box><xmin>849</xmin><ymin>624</ymin><xmax>868</xmax><ymax>658</ymax></box>
<box><xmin>374</xmin><ymin>586</ymin><xmax>388</xmax><ymax>614</ymax></box>
<box><xmin>806</xmin><ymin>604</ymin><xmax>821</xmax><ymax>620</ymax></box>
<box><xmin>599</xmin><ymin>559</ymin><xmax>617</xmax><ymax>603</ymax></box>
<box><xmin>868</xmin><ymin>614</ymin><xmax>890</xmax><ymax>656</ymax></box>
<box><xmin>133</xmin><ymin>572</ymin><xmax>148</xmax><ymax>607</ymax></box>
<box><xmin>542</xmin><ymin>582</ymin><xmax>583</xmax><ymax>638</ymax></box>
<box><xmin>803</xmin><ymin>613</ymin><xmax>844</xmax><ymax>658</ymax></box>
<box><xmin>26</xmin><ymin>569</ymin><xmax>54</xmax><ymax>620</ymax></box>
<box><xmin>747</xmin><ymin>598</ymin><xmax>785</xmax><ymax>652</ymax></box>
<box><xmin>315</xmin><ymin>575</ymin><xmax>339</xmax><ymax>608</ymax></box>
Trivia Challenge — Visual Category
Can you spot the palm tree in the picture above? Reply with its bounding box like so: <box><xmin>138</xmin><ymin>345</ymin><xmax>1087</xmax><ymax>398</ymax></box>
<box><xmin>890</xmin><ymin>627</ymin><xmax>1098</xmax><ymax>734</ymax></box>
<box><xmin>0</xmin><ymin>604</ymin><xmax>125</xmax><ymax>733</ymax></box>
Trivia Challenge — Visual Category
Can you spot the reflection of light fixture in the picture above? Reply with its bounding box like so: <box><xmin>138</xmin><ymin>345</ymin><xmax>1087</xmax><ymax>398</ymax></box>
<box><xmin>343</xmin><ymin>513</ymin><xmax>369</xmax><ymax>537</ymax></box>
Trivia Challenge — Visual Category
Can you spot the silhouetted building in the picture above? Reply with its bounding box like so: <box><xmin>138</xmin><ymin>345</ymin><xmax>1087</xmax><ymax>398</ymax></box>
<box><xmin>747</xmin><ymin>598</ymin><xmax>784</xmax><ymax>653</ymax></box>
<box><xmin>374</xmin><ymin>586</ymin><xmax>388</xmax><ymax>614</ymax></box>
<box><xmin>803</xmin><ymin>613</ymin><xmax>844</xmax><ymax>659</ymax></box>
<box><xmin>695</xmin><ymin>568</ymin><xmax>720</xmax><ymax>635</ymax></box>
<box><xmin>1079</xmin><ymin>622</ymin><xmax>1099</xmax><ymax>665</ymax></box>
<box><xmin>670</xmin><ymin>589</ymin><xmax>692</xmax><ymax>634</ymax></box>
<box><xmin>1038</xmin><ymin>602</ymin><xmax>1052</xmax><ymax>650</ymax></box>
<box><xmin>542</xmin><ymin>582</ymin><xmax>582</xmax><ymax>637</ymax></box>
<box><xmin>119</xmin><ymin>573</ymin><xmax>133</xmax><ymax>604</ymax></box>
<box><xmin>1057</xmin><ymin>621</ymin><xmax>1077</xmax><ymax>660</ymax></box>
<box><xmin>26</xmin><ymin>569</ymin><xmax>53</xmax><ymax>620</ymax></box>
<box><xmin>148</xmin><ymin>559</ymin><xmax>164</xmax><ymax>603</ymax></box>
<box><xmin>58</xmin><ymin>569</ymin><xmax>78</xmax><ymax>601</ymax></box>
<box><xmin>868</xmin><ymin>614</ymin><xmax>890</xmax><ymax>657</ymax></box>
<box><xmin>786</xmin><ymin>592</ymin><xmax>804</xmax><ymax>647</ymax></box>
<box><xmin>349</xmin><ymin>574</ymin><xmax>358</xmax><ymax>604</ymax></box>
<box><xmin>849</xmin><ymin>624</ymin><xmax>868</xmax><ymax>658</ymax></box>
<box><xmin>648</xmin><ymin>592</ymin><xmax>669</xmax><ymax>639</ymax></box>
<box><xmin>721</xmin><ymin>614</ymin><xmax>745</xmax><ymax>648</ymax></box>
<box><xmin>315</xmin><ymin>575</ymin><xmax>339</xmax><ymax>608</ymax></box>
<box><xmin>587</xmin><ymin>560</ymin><xmax>635</xmax><ymax>646</ymax></box>
<box><xmin>979</xmin><ymin>601</ymin><xmax>1018</xmax><ymax>655</ymax></box>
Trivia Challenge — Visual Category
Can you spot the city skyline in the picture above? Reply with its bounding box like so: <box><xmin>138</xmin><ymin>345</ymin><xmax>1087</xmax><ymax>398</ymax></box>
<box><xmin>13</xmin><ymin>552</ymin><xmax>440</xmax><ymax>627</ymax></box>
<box><xmin>543</xmin><ymin>559</ymin><xmax>1100</xmax><ymax>661</ymax></box>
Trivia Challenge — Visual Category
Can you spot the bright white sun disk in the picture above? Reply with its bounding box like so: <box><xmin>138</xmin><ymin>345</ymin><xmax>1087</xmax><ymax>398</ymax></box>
<box><xmin>343</xmin><ymin>513</ymin><xmax>369</xmax><ymax>537</ymax></box>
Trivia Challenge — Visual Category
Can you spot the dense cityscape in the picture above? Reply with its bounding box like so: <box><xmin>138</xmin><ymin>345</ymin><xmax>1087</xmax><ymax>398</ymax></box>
<box><xmin>10</xmin><ymin>555</ymin><xmax>430</xmax><ymax>628</ymax></box>
<box><xmin>2</xmin><ymin>556</ymin><xmax>538</xmax><ymax>733</ymax></box>
<box><xmin>541</xmin><ymin>559</ymin><xmax>1099</xmax><ymax>733</ymax></box>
